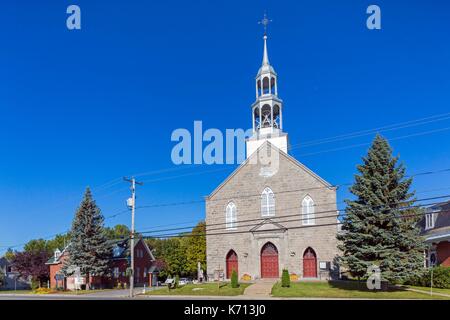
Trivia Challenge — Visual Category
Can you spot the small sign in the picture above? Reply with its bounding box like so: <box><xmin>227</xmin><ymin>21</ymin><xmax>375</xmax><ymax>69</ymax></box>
<box><xmin>74</xmin><ymin>276</ymin><xmax>86</xmax><ymax>285</ymax></box>
<box><xmin>319</xmin><ymin>261</ymin><xmax>330</xmax><ymax>270</ymax></box>
<box><xmin>55</xmin><ymin>274</ymin><xmax>64</xmax><ymax>281</ymax></box>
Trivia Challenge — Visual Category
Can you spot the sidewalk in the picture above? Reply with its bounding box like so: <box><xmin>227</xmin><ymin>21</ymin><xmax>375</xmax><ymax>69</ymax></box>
<box><xmin>402</xmin><ymin>287</ymin><xmax>450</xmax><ymax>298</ymax></box>
<box><xmin>243</xmin><ymin>279</ymin><xmax>277</xmax><ymax>298</ymax></box>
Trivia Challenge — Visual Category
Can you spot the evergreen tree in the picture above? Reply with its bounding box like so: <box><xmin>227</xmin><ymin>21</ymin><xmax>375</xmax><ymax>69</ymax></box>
<box><xmin>231</xmin><ymin>270</ymin><xmax>239</xmax><ymax>288</ymax></box>
<box><xmin>337</xmin><ymin>135</ymin><xmax>424</xmax><ymax>283</ymax></box>
<box><xmin>62</xmin><ymin>188</ymin><xmax>111</xmax><ymax>288</ymax></box>
<box><xmin>281</xmin><ymin>269</ymin><xmax>290</xmax><ymax>288</ymax></box>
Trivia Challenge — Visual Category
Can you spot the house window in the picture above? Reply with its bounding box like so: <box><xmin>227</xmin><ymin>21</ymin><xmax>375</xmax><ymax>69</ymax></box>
<box><xmin>136</xmin><ymin>267</ymin><xmax>140</xmax><ymax>280</ymax></box>
<box><xmin>113</xmin><ymin>267</ymin><xmax>119</xmax><ymax>279</ymax></box>
<box><xmin>261</xmin><ymin>187</ymin><xmax>275</xmax><ymax>217</ymax></box>
<box><xmin>226</xmin><ymin>202</ymin><xmax>237</xmax><ymax>230</ymax></box>
<box><xmin>425</xmin><ymin>212</ymin><xmax>436</xmax><ymax>230</ymax></box>
<box><xmin>144</xmin><ymin>267</ymin><xmax>147</xmax><ymax>278</ymax></box>
<box><xmin>302</xmin><ymin>196</ymin><xmax>315</xmax><ymax>225</ymax></box>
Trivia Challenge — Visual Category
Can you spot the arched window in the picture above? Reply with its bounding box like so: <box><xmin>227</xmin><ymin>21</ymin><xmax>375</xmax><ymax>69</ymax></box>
<box><xmin>302</xmin><ymin>196</ymin><xmax>315</xmax><ymax>225</ymax></box>
<box><xmin>226</xmin><ymin>202</ymin><xmax>237</xmax><ymax>230</ymax></box>
<box><xmin>261</xmin><ymin>187</ymin><xmax>275</xmax><ymax>217</ymax></box>
<box><xmin>262</xmin><ymin>77</ymin><xmax>270</xmax><ymax>94</ymax></box>
<box><xmin>261</xmin><ymin>104</ymin><xmax>272</xmax><ymax>128</ymax></box>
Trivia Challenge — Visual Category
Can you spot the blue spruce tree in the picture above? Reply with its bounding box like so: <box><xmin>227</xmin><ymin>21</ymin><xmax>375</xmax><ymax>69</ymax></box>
<box><xmin>337</xmin><ymin>135</ymin><xmax>424</xmax><ymax>284</ymax></box>
<box><xmin>62</xmin><ymin>187</ymin><xmax>111</xmax><ymax>289</ymax></box>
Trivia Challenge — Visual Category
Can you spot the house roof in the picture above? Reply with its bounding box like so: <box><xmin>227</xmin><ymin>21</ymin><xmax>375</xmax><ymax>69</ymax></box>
<box><xmin>206</xmin><ymin>141</ymin><xmax>335</xmax><ymax>200</ymax></box>
<box><xmin>0</xmin><ymin>256</ymin><xmax>10</xmax><ymax>270</ymax></box>
<box><xmin>110</xmin><ymin>237</ymin><xmax>155</xmax><ymax>261</ymax></box>
<box><xmin>46</xmin><ymin>237</ymin><xmax>155</xmax><ymax>265</ymax></box>
<box><xmin>45</xmin><ymin>245</ymin><xmax>69</xmax><ymax>265</ymax></box>
<box><xmin>419</xmin><ymin>200</ymin><xmax>450</xmax><ymax>241</ymax></box>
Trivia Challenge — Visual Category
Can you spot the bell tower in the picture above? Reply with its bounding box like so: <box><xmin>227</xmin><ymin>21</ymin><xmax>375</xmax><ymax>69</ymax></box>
<box><xmin>246</xmin><ymin>14</ymin><xmax>288</xmax><ymax>158</ymax></box>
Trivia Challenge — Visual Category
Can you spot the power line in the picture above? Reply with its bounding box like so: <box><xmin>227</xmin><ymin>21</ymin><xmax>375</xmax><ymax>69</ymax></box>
<box><xmin>140</xmin><ymin>208</ymin><xmax>435</xmax><ymax>240</ymax></box>
<box><xmin>124</xmin><ymin>184</ymin><xmax>450</xmax><ymax>233</ymax></box>
<box><xmin>136</xmin><ymin>194</ymin><xmax>450</xmax><ymax>237</ymax></box>
<box><xmin>289</xmin><ymin>111</ymin><xmax>450</xmax><ymax>150</ymax></box>
<box><xmin>292</xmin><ymin>127</ymin><xmax>450</xmax><ymax>157</ymax></box>
<box><xmin>135</xmin><ymin>167</ymin><xmax>450</xmax><ymax>210</ymax></box>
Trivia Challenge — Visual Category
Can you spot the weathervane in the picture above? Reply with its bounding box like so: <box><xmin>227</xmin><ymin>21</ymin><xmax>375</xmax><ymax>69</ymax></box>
<box><xmin>258</xmin><ymin>12</ymin><xmax>272</xmax><ymax>35</ymax></box>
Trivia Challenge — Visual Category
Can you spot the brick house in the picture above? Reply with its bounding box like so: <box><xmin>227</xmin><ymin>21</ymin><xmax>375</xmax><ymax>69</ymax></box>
<box><xmin>205</xmin><ymin>32</ymin><xmax>339</xmax><ymax>281</ymax></box>
<box><xmin>420</xmin><ymin>201</ymin><xmax>450</xmax><ymax>267</ymax></box>
<box><xmin>46</xmin><ymin>238</ymin><xmax>156</xmax><ymax>290</ymax></box>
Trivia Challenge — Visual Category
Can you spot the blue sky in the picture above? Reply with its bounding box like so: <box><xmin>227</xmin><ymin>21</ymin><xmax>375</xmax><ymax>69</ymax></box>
<box><xmin>1</xmin><ymin>0</ymin><xmax>450</xmax><ymax>253</ymax></box>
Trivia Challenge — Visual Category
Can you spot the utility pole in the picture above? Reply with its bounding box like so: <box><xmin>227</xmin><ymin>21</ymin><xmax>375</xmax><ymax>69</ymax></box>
<box><xmin>124</xmin><ymin>176</ymin><xmax>143</xmax><ymax>298</ymax></box>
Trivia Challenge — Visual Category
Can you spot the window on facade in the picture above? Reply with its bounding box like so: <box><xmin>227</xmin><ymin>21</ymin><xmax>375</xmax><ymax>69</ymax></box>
<box><xmin>144</xmin><ymin>267</ymin><xmax>147</xmax><ymax>277</ymax></box>
<box><xmin>136</xmin><ymin>267</ymin><xmax>140</xmax><ymax>280</ymax></box>
<box><xmin>226</xmin><ymin>202</ymin><xmax>237</xmax><ymax>230</ymax></box>
<box><xmin>113</xmin><ymin>267</ymin><xmax>119</xmax><ymax>278</ymax></box>
<box><xmin>302</xmin><ymin>196</ymin><xmax>315</xmax><ymax>225</ymax></box>
<box><xmin>261</xmin><ymin>187</ymin><xmax>275</xmax><ymax>217</ymax></box>
<box><xmin>425</xmin><ymin>212</ymin><xmax>436</xmax><ymax>230</ymax></box>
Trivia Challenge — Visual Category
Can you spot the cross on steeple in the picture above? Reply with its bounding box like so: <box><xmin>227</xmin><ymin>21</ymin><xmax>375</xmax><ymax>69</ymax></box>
<box><xmin>258</xmin><ymin>12</ymin><xmax>272</xmax><ymax>35</ymax></box>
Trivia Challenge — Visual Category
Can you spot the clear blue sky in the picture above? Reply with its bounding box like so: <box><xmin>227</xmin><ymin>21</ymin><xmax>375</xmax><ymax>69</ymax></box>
<box><xmin>1</xmin><ymin>0</ymin><xmax>450</xmax><ymax>253</ymax></box>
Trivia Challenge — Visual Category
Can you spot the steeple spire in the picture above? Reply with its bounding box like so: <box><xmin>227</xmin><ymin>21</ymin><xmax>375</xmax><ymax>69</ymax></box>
<box><xmin>247</xmin><ymin>13</ymin><xmax>288</xmax><ymax>159</ymax></box>
<box><xmin>258</xmin><ymin>12</ymin><xmax>272</xmax><ymax>67</ymax></box>
<box><xmin>262</xmin><ymin>34</ymin><xmax>269</xmax><ymax>66</ymax></box>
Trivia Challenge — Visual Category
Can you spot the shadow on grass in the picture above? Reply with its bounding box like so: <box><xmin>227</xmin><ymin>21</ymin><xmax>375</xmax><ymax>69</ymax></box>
<box><xmin>328</xmin><ymin>280</ymin><xmax>407</xmax><ymax>293</ymax></box>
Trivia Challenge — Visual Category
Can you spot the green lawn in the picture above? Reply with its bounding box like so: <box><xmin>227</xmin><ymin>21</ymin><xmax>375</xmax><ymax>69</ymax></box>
<box><xmin>145</xmin><ymin>283</ymin><xmax>250</xmax><ymax>296</ymax></box>
<box><xmin>271</xmin><ymin>281</ymin><xmax>450</xmax><ymax>299</ymax></box>
<box><xmin>406</xmin><ymin>285</ymin><xmax>450</xmax><ymax>296</ymax></box>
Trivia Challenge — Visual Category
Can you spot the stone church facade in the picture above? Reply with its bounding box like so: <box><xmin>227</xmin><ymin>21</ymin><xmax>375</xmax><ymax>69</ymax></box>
<box><xmin>205</xmin><ymin>29</ymin><xmax>339</xmax><ymax>281</ymax></box>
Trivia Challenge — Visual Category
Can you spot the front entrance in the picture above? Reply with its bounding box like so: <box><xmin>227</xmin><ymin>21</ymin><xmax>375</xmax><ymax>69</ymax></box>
<box><xmin>260</xmin><ymin>242</ymin><xmax>279</xmax><ymax>278</ymax></box>
<box><xmin>303</xmin><ymin>247</ymin><xmax>317</xmax><ymax>278</ymax></box>
<box><xmin>226</xmin><ymin>250</ymin><xmax>238</xmax><ymax>279</ymax></box>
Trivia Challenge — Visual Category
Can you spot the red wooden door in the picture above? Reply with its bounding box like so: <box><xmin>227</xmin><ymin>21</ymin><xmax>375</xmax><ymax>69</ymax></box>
<box><xmin>303</xmin><ymin>248</ymin><xmax>317</xmax><ymax>278</ymax></box>
<box><xmin>226</xmin><ymin>250</ymin><xmax>238</xmax><ymax>279</ymax></box>
<box><xmin>260</xmin><ymin>243</ymin><xmax>279</xmax><ymax>278</ymax></box>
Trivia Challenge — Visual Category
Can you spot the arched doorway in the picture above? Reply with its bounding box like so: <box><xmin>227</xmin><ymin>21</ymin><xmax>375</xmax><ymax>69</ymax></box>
<box><xmin>260</xmin><ymin>242</ymin><xmax>279</xmax><ymax>278</ymax></box>
<box><xmin>226</xmin><ymin>250</ymin><xmax>238</xmax><ymax>279</ymax></box>
<box><xmin>303</xmin><ymin>247</ymin><xmax>317</xmax><ymax>278</ymax></box>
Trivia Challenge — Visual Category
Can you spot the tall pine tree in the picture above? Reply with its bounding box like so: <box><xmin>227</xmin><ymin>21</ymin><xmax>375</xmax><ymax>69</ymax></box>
<box><xmin>337</xmin><ymin>135</ymin><xmax>424</xmax><ymax>283</ymax></box>
<box><xmin>62</xmin><ymin>188</ymin><xmax>111</xmax><ymax>288</ymax></box>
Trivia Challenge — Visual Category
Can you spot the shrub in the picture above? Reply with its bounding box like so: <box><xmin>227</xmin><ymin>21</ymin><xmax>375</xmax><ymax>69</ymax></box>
<box><xmin>406</xmin><ymin>266</ymin><xmax>450</xmax><ymax>289</ymax></box>
<box><xmin>33</xmin><ymin>287</ymin><xmax>53</xmax><ymax>294</ymax></box>
<box><xmin>241</xmin><ymin>274</ymin><xmax>252</xmax><ymax>281</ymax></box>
<box><xmin>31</xmin><ymin>279</ymin><xmax>40</xmax><ymax>291</ymax></box>
<box><xmin>231</xmin><ymin>270</ymin><xmax>239</xmax><ymax>288</ymax></box>
<box><xmin>281</xmin><ymin>269</ymin><xmax>290</xmax><ymax>288</ymax></box>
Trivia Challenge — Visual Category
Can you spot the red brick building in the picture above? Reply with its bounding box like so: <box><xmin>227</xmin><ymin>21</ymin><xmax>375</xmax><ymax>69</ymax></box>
<box><xmin>46</xmin><ymin>238</ymin><xmax>157</xmax><ymax>290</ymax></box>
<box><xmin>420</xmin><ymin>201</ymin><xmax>450</xmax><ymax>267</ymax></box>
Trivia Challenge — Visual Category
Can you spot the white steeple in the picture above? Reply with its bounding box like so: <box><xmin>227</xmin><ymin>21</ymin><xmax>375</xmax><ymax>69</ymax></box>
<box><xmin>246</xmin><ymin>15</ymin><xmax>288</xmax><ymax>158</ymax></box>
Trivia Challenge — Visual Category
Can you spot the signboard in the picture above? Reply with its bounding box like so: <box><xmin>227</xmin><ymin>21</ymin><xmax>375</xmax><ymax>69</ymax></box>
<box><xmin>74</xmin><ymin>276</ymin><xmax>85</xmax><ymax>284</ymax></box>
<box><xmin>319</xmin><ymin>261</ymin><xmax>330</xmax><ymax>270</ymax></box>
<box><xmin>213</xmin><ymin>269</ymin><xmax>225</xmax><ymax>281</ymax></box>
<box><xmin>55</xmin><ymin>274</ymin><xmax>64</xmax><ymax>281</ymax></box>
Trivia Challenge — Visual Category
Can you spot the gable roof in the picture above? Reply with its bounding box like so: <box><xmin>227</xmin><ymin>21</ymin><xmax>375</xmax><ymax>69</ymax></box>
<box><xmin>420</xmin><ymin>200</ymin><xmax>450</xmax><ymax>240</ymax></box>
<box><xmin>45</xmin><ymin>245</ymin><xmax>69</xmax><ymax>265</ymax></box>
<box><xmin>110</xmin><ymin>237</ymin><xmax>155</xmax><ymax>261</ymax></box>
<box><xmin>206</xmin><ymin>141</ymin><xmax>335</xmax><ymax>200</ymax></box>
<box><xmin>45</xmin><ymin>237</ymin><xmax>155</xmax><ymax>265</ymax></box>
<box><xmin>249</xmin><ymin>218</ymin><xmax>287</xmax><ymax>233</ymax></box>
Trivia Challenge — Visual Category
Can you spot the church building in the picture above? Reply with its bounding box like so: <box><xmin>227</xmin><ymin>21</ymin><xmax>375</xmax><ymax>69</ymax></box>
<box><xmin>205</xmin><ymin>27</ymin><xmax>339</xmax><ymax>281</ymax></box>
